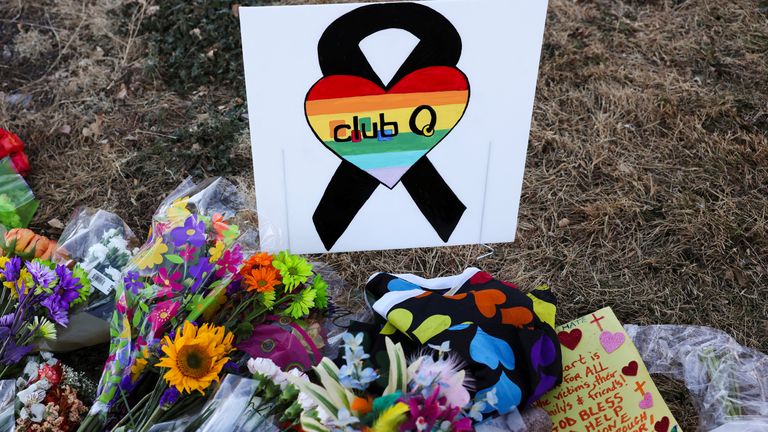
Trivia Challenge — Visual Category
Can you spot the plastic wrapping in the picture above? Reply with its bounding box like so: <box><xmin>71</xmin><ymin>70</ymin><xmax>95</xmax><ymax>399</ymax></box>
<box><xmin>53</xmin><ymin>208</ymin><xmax>139</xmax><ymax>302</ymax></box>
<box><xmin>88</xmin><ymin>177</ymin><xmax>248</xmax><ymax>417</ymax></box>
<box><xmin>0</xmin><ymin>380</ymin><xmax>12</xmax><ymax>432</ymax></box>
<box><xmin>625</xmin><ymin>324</ymin><xmax>768</xmax><ymax>431</ymax></box>
<box><xmin>37</xmin><ymin>209</ymin><xmax>140</xmax><ymax>352</ymax></box>
<box><xmin>189</xmin><ymin>374</ymin><xmax>278</xmax><ymax>432</ymax></box>
<box><xmin>0</xmin><ymin>157</ymin><xmax>37</xmax><ymax>229</ymax></box>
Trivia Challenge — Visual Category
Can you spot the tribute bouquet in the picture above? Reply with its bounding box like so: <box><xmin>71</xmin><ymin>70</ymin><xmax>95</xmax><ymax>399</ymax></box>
<box><xmin>290</xmin><ymin>333</ymin><xmax>492</xmax><ymax>432</ymax></box>
<box><xmin>78</xmin><ymin>178</ymin><xmax>330</xmax><ymax>431</ymax></box>
<box><xmin>13</xmin><ymin>352</ymin><xmax>94</xmax><ymax>432</ymax></box>
<box><xmin>0</xmin><ymin>257</ymin><xmax>90</xmax><ymax>379</ymax></box>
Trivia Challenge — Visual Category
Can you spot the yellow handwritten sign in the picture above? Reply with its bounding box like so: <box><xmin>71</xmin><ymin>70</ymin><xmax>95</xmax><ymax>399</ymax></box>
<box><xmin>536</xmin><ymin>307</ymin><xmax>681</xmax><ymax>432</ymax></box>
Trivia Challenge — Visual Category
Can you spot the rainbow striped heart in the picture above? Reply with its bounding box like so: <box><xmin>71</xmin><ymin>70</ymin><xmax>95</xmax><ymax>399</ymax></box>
<box><xmin>305</xmin><ymin>66</ymin><xmax>469</xmax><ymax>188</ymax></box>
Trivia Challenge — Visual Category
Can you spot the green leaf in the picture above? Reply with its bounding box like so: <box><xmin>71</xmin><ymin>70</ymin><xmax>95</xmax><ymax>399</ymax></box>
<box><xmin>165</xmin><ymin>254</ymin><xmax>184</xmax><ymax>264</ymax></box>
<box><xmin>384</xmin><ymin>338</ymin><xmax>407</xmax><ymax>394</ymax></box>
<box><xmin>287</xmin><ymin>375</ymin><xmax>339</xmax><ymax>420</ymax></box>
<box><xmin>315</xmin><ymin>358</ymin><xmax>353</xmax><ymax>409</ymax></box>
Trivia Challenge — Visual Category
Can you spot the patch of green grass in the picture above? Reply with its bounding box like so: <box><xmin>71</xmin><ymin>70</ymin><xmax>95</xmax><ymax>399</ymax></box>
<box><xmin>138</xmin><ymin>0</ymin><xmax>277</xmax><ymax>94</ymax></box>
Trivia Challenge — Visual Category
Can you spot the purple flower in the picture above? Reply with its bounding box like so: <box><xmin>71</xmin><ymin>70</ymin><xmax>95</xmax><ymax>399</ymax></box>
<box><xmin>40</xmin><ymin>265</ymin><xmax>82</xmax><ymax>326</ymax></box>
<box><xmin>188</xmin><ymin>260</ymin><xmax>215</xmax><ymax>293</ymax></box>
<box><xmin>159</xmin><ymin>387</ymin><xmax>180</xmax><ymax>406</ymax></box>
<box><xmin>27</xmin><ymin>260</ymin><xmax>56</xmax><ymax>288</ymax></box>
<box><xmin>124</xmin><ymin>271</ymin><xmax>144</xmax><ymax>294</ymax></box>
<box><xmin>2</xmin><ymin>257</ymin><xmax>21</xmax><ymax>281</ymax></box>
<box><xmin>170</xmin><ymin>215</ymin><xmax>206</xmax><ymax>248</ymax></box>
<box><xmin>0</xmin><ymin>326</ymin><xmax>32</xmax><ymax>365</ymax></box>
<box><xmin>225</xmin><ymin>277</ymin><xmax>243</xmax><ymax>296</ymax></box>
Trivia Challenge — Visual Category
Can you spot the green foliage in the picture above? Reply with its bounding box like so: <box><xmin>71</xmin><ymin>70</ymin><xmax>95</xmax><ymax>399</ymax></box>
<box><xmin>139</xmin><ymin>0</ymin><xmax>277</xmax><ymax>94</ymax></box>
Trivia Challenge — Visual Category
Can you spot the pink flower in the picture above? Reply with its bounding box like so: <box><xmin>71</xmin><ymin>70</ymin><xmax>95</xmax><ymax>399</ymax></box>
<box><xmin>215</xmin><ymin>244</ymin><xmax>243</xmax><ymax>277</ymax></box>
<box><xmin>179</xmin><ymin>245</ymin><xmax>197</xmax><ymax>262</ymax></box>
<box><xmin>154</xmin><ymin>268</ymin><xmax>182</xmax><ymax>298</ymax></box>
<box><xmin>147</xmin><ymin>300</ymin><xmax>180</xmax><ymax>333</ymax></box>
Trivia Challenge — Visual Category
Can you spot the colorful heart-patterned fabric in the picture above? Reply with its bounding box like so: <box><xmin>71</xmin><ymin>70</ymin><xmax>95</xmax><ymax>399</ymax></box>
<box><xmin>354</xmin><ymin>268</ymin><xmax>562</xmax><ymax>416</ymax></box>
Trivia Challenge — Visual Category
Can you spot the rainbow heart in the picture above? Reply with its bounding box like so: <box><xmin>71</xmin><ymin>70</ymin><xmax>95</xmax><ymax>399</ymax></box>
<box><xmin>305</xmin><ymin>66</ymin><xmax>469</xmax><ymax>188</ymax></box>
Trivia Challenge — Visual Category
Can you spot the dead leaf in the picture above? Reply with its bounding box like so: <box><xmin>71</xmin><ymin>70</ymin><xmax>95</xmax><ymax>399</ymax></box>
<box><xmin>48</xmin><ymin>218</ymin><xmax>65</xmax><ymax>229</ymax></box>
<box><xmin>116</xmin><ymin>83</ymin><xmax>128</xmax><ymax>100</ymax></box>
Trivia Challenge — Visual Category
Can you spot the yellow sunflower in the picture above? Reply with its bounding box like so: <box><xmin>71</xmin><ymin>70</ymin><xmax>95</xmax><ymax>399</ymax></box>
<box><xmin>157</xmin><ymin>321</ymin><xmax>234</xmax><ymax>394</ymax></box>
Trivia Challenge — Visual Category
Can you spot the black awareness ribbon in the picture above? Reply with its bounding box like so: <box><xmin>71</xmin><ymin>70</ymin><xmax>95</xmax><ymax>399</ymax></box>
<box><xmin>310</xmin><ymin>2</ymin><xmax>467</xmax><ymax>251</ymax></box>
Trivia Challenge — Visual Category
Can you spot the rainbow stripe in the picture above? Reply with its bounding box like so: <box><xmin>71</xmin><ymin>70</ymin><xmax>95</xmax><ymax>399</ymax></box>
<box><xmin>306</xmin><ymin>66</ymin><xmax>469</xmax><ymax>188</ymax></box>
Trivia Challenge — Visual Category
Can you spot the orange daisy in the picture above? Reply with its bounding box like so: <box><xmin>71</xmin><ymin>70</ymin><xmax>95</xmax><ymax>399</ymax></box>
<box><xmin>244</xmin><ymin>266</ymin><xmax>280</xmax><ymax>293</ymax></box>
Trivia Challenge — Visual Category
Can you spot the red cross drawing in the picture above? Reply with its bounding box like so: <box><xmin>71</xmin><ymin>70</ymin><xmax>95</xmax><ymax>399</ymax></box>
<box><xmin>589</xmin><ymin>313</ymin><xmax>606</xmax><ymax>331</ymax></box>
<box><xmin>634</xmin><ymin>380</ymin><xmax>647</xmax><ymax>395</ymax></box>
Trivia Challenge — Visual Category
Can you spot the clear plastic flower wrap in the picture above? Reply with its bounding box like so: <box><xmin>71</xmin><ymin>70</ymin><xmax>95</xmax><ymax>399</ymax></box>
<box><xmin>0</xmin><ymin>380</ymin><xmax>12</xmax><ymax>432</ymax></box>
<box><xmin>625</xmin><ymin>324</ymin><xmax>768</xmax><ymax>431</ymax></box>
<box><xmin>79</xmin><ymin>178</ymin><xmax>334</xmax><ymax>432</ymax></box>
<box><xmin>34</xmin><ymin>209</ymin><xmax>141</xmax><ymax>353</ymax></box>
<box><xmin>53</xmin><ymin>208</ymin><xmax>140</xmax><ymax>309</ymax></box>
<box><xmin>0</xmin><ymin>157</ymin><xmax>37</xmax><ymax>230</ymax></box>
<box><xmin>79</xmin><ymin>177</ymin><xmax>247</xmax><ymax>430</ymax></box>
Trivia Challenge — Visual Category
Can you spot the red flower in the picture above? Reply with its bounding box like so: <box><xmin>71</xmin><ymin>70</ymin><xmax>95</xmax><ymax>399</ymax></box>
<box><xmin>0</xmin><ymin>128</ymin><xmax>30</xmax><ymax>176</ymax></box>
<box><xmin>39</xmin><ymin>362</ymin><xmax>63</xmax><ymax>386</ymax></box>
<box><xmin>0</xmin><ymin>128</ymin><xmax>24</xmax><ymax>154</ymax></box>
<box><xmin>10</xmin><ymin>151</ymin><xmax>30</xmax><ymax>176</ymax></box>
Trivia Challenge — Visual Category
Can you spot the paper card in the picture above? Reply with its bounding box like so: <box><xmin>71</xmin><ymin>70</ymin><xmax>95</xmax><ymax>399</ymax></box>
<box><xmin>535</xmin><ymin>308</ymin><xmax>681</xmax><ymax>432</ymax></box>
<box><xmin>240</xmin><ymin>0</ymin><xmax>548</xmax><ymax>253</ymax></box>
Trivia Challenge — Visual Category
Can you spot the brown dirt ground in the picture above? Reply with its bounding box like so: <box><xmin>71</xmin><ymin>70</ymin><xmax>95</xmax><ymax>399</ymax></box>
<box><xmin>1</xmin><ymin>0</ymin><xmax>767</xmax><ymax>429</ymax></box>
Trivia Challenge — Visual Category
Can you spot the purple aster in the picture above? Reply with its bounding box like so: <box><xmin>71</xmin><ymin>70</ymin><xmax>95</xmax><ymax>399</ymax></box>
<box><xmin>26</xmin><ymin>260</ymin><xmax>55</xmax><ymax>288</ymax></box>
<box><xmin>40</xmin><ymin>265</ymin><xmax>82</xmax><ymax>326</ymax></box>
<box><xmin>159</xmin><ymin>387</ymin><xmax>180</xmax><ymax>406</ymax></box>
<box><xmin>188</xmin><ymin>259</ymin><xmax>215</xmax><ymax>293</ymax></box>
<box><xmin>170</xmin><ymin>215</ymin><xmax>206</xmax><ymax>248</ymax></box>
<box><xmin>2</xmin><ymin>257</ymin><xmax>21</xmax><ymax>281</ymax></box>
<box><xmin>124</xmin><ymin>271</ymin><xmax>144</xmax><ymax>294</ymax></box>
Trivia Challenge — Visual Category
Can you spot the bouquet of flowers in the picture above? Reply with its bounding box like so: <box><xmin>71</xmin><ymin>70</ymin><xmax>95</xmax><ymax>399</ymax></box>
<box><xmin>14</xmin><ymin>352</ymin><xmax>94</xmax><ymax>432</ymax></box>
<box><xmin>54</xmin><ymin>208</ymin><xmax>139</xmax><ymax>302</ymax></box>
<box><xmin>289</xmin><ymin>333</ymin><xmax>493</xmax><ymax>432</ymax></box>
<box><xmin>0</xmin><ymin>156</ymin><xmax>36</xmax><ymax>229</ymax></box>
<box><xmin>0</xmin><ymin>257</ymin><xmax>90</xmax><ymax>379</ymax></box>
<box><xmin>78</xmin><ymin>178</ymin><xmax>330</xmax><ymax>431</ymax></box>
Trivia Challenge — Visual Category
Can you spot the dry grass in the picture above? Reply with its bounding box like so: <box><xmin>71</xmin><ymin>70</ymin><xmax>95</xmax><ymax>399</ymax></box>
<box><xmin>1</xmin><ymin>0</ymin><xmax>766</xmax><ymax>429</ymax></box>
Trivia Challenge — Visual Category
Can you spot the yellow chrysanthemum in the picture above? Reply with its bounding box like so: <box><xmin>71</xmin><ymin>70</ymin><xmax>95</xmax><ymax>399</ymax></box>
<box><xmin>133</xmin><ymin>238</ymin><xmax>169</xmax><ymax>270</ymax></box>
<box><xmin>0</xmin><ymin>256</ymin><xmax>9</xmax><ymax>271</ymax></box>
<box><xmin>157</xmin><ymin>321</ymin><xmax>234</xmax><ymax>394</ymax></box>
<box><xmin>7</xmin><ymin>268</ymin><xmax>32</xmax><ymax>299</ymax></box>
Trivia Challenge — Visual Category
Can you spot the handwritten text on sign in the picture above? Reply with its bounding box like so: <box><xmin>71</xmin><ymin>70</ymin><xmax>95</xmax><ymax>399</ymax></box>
<box><xmin>535</xmin><ymin>308</ymin><xmax>681</xmax><ymax>432</ymax></box>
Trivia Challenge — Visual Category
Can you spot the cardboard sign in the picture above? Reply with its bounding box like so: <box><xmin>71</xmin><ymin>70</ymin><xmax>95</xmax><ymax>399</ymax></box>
<box><xmin>240</xmin><ymin>0</ymin><xmax>548</xmax><ymax>253</ymax></box>
<box><xmin>536</xmin><ymin>308</ymin><xmax>681</xmax><ymax>432</ymax></box>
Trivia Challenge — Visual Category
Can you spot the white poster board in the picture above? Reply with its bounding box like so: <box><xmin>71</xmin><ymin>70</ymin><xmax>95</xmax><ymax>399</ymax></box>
<box><xmin>240</xmin><ymin>0</ymin><xmax>548</xmax><ymax>253</ymax></box>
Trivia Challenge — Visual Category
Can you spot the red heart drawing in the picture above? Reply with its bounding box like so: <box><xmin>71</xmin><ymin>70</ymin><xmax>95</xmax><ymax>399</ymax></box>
<box><xmin>557</xmin><ymin>329</ymin><xmax>582</xmax><ymax>350</ymax></box>
<box><xmin>305</xmin><ymin>66</ymin><xmax>469</xmax><ymax>189</ymax></box>
<box><xmin>654</xmin><ymin>417</ymin><xmax>670</xmax><ymax>432</ymax></box>
<box><xmin>621</xmin><ymin>360</ymin><xmax>639</xmax><ymax>376</ymax></box>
